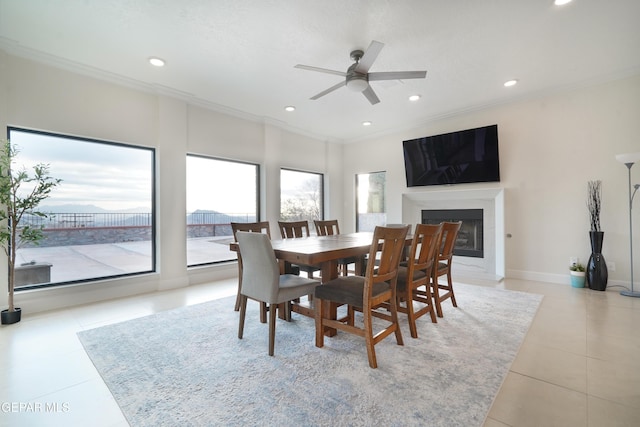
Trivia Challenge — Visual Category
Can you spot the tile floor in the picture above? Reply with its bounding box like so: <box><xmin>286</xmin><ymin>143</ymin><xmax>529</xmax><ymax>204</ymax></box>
<box><xmin>1</xmin><ymin>277</ymin><xmax>639</xmax><ymax>426</ymax></box>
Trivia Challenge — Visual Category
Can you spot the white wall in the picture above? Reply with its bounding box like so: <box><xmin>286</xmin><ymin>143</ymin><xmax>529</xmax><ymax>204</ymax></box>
<box><xmin>0</xmin><ymin>50</ymin><xmax>340</xmax><ymax>313</ymax></box>
<box><xmin>2</xmin><ymin>46</ymin><xmax>639</xmax><ymax>314</ymax></box>
<box><xmin>343</xmin><ymin>75</ymin><xmax>640</xmax><ymax>287</ymax></box>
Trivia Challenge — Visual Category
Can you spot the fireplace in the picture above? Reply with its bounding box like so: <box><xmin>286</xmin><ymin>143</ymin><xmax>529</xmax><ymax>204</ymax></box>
<box><xmin>422</xmin><ymin>209</ymin><xmax>484</xmax><ymax>258</ymax></box>
<box><xmin>403</xmin><ymin>188</ymin><xmax>504</xmax><ymax>280</ymax></box>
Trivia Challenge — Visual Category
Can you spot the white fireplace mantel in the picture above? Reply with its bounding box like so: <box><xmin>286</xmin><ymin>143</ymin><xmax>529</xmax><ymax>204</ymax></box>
<box><xmin>402</xmin><ymin>187</ymin><xmax>505</xmax><ymax>281</ymax></box>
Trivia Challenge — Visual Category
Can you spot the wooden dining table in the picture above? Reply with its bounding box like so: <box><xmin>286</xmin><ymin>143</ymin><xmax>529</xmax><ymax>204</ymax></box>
<box><xmin>231</xmin><ymin>231</ymin><xmax>411</xmax><ymax>334</ymax></box>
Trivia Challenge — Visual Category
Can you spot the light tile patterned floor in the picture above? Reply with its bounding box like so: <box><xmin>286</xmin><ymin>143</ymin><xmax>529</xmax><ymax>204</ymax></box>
<box><xmin>1</xmin><ymin>278</ymin><xmax>639</xmax><ymax>426</ymax></box>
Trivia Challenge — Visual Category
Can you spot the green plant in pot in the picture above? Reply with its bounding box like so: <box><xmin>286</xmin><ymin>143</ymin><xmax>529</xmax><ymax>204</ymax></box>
<box><xmin>569</xmin><ymin>262</ymin><xmax>586</xmax><ymax>288</ymax></box>
<box><xmin>0</xmin><ymin>140</ymin><xmax>61</xmax><ymax>325</ymax></box>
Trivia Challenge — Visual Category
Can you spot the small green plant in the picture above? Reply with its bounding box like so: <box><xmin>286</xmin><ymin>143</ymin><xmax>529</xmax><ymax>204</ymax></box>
<box><xmin>570</xmin><ymin>262</ymin><xmax>585</xmax><ymax>272</ymax></box>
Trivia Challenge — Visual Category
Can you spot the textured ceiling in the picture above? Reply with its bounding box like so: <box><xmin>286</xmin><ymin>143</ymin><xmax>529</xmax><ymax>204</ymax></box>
<box><xmin>1</xmin><ymin>0</ymin><xmax>639</xmax><ymax>142</ymax></box>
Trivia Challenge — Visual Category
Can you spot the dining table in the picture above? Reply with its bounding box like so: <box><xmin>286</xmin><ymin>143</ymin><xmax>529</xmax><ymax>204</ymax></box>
<box><xmin>231</xmin><ymin>231</ymin><xmax>412</xmax><ymax>334</ymax></box>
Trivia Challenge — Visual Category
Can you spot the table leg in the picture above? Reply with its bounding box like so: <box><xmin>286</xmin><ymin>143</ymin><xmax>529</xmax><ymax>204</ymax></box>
<box><xmin>320</xmin><ymin>260</ymin><xmax>339</xmax><ymax>337</ymax></box>
<box><xmin>354</xmin><ymin>255</ymin><xmax>365</xmax><ymax>276</ymax></box>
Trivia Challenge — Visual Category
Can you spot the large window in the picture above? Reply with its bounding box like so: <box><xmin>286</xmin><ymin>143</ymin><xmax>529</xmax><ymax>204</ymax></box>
<box><xmin>356</xmin><ymin>171</ymin><xmax>386</xmax><ymax>231</ymax></box>
<box><xmin>186</xmin><ymin>155</ymin><xmax>259</xmax><ymax>266</ymax></box>
<box><xmin>8</xmin><ymin>127</ymin><xmax>155</xmax><ymax>288</ymax></box>
<box><xmin>280</xmin><ymin>168</ymin><xmax>323</xmax><ymax>231</ymax></box>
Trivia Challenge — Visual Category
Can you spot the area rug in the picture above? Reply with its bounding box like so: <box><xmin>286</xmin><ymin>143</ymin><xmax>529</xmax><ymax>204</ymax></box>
<box><xmin>78</xmin><ymin>283</ymin><xmax>542</xmax><ymax>427</ymax></box>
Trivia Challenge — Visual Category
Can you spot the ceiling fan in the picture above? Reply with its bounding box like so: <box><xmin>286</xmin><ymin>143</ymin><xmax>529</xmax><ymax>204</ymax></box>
<box><xmin>294</xmin><ymin>40</ymin><xmax>427</xmax><ymax>105</ymax></box>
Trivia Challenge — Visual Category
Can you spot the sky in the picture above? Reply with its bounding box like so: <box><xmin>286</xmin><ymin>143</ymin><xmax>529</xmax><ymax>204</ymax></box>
<box><xmin>10</xmin><ymin>129</ymin><xmax>153</xmax><ymax>212</ymax></box>
<box><xmin>186</xmin><ymin>155</ymin><xmax>257</xmax><ymax>214</ymax></box>
<box><xmin>9</xmin><ymin>130</ymin><xmax>319</xmax><ymax>215</ymax></box>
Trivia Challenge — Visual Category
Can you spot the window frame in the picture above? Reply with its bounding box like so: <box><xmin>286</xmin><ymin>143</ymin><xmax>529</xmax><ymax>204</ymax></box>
<box><xmin>7</xmin><ymin>126</ymin><xmax>157</xmax><ymax>290</ymax></box>
<box><xmin>279</xmin><ymin>167</ymin><xmax>325</xmax><ymax>226</ymax></box>
<box><xmin>186</xmin><ymin>153</ymin><xmax>260</xmax><ymax>267</ymax></box>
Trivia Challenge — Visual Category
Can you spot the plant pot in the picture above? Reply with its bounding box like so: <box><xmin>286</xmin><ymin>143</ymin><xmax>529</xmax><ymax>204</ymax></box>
<box><xmin>570</xmin><ymin>271</ymin><xmax>586</xmax><ymax>288</ymax></box>
<box><xmin>1</xmin><ymin>307</ymin><xmax>22</xmax><ymax>325</ymax></box>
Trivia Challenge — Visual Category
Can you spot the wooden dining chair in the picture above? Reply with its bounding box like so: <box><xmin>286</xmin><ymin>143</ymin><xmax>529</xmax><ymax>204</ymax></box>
<box><xmin>431</xmin><ymin>221</ymin><xmax>462</xmax><ymax>318</ymax></box>
<box><xmin>231</xmin><ymin>221</ymin><xmax>271</xmax><ymax>314</ymax></box>
<box><xmin>314</xmin><ymin>219</ymin><xmax>356</xmax><ymax>276</ymax></box>
<box><xmin>314</xmin><ymin>225</ymin><xmax>409</xmax><ymax>368</ymax></box>
<box><xmin>314</xmin><ymin>219</ymin><xmax>340</xmax><ymax>236</ymax></box>
<box><xmin>386</xmin><ymin>223</ymin><xmax>412</xmax><ymax>264</ymax></box>
<box><xmin>236</xmin><ymin>231</ymin><xmax>320</xmax><ymax>356</ymax></box>
<box><xmin>278</xmin><ymin>220</ymin><xmax>311</xmax><ymax>238</ymax></box>
<box><xmin>277</xmin><ymin>220</ymin><xmax>321</xmax><ymax>278</ymax></box>
<box><xmin>393</xmin><ymin>223</ymin><xmax>442</xmax><ymax>338</ymax></box>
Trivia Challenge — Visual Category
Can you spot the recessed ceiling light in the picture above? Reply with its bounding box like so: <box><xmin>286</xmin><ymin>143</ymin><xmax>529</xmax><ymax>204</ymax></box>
<box><xmin>554</xmin><ymin>0</ymin><xmax>572</xmax><ymax>5</ymax></box>
<box><xmin>504</xmin><ymin>79</ymin><xmax>518</xmax><ymax>87</ymax></box>
<box><xmin>362</xmin><ymin>121</ymin><xmax>372</xmax><ymax>126</ymax></box>
<box><xmin>284</xmin><ymin>106</ymin><xmax>296</xmax><ymax>112</ymax></box>
<box><xmin>149</xmin><ymin>57</ymin><xmax>165</xmax><ymax>67</ymax></box>
<box><xmin>409</xmin><ymin>95</ymin><xmax>421</xmax><ymax>102</ymax></box>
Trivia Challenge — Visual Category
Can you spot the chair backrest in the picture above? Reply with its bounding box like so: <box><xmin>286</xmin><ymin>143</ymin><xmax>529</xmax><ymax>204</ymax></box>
<box><xmin>278</xmin><ymin>220</ymin><xmax>311</xmax><ymax>238</ymax></box>
<box><xmin>386</xmin><ymin>223</ymin><xmax>413</xmax><ymax>234</ymax></box>
<box><xmin>365</xmin><ymin>225</ymin><xmax>410</xmax><ymax>291</ymax></box>
<box><xmin>408</xmin><ymin>223</ymin><xmax>443</xmax><ymax>275</ymax></box>
<box><xmin>231</xmin><ymin>221</ymin><xmax>271</xmax><ymax>241</ymax></box>
<box><xmin>236</xmin><ymin>231</ymin><xmax>280</xmax><ymax>303</ymax></box>
<box><xmin>439</xmin><ymin>221</ymin><xmax>462</xmax><ymax>261</ymax></box>
<box><xmin>314</xmin><ymin>219</ymin><xmax>340</xmax><ymax>236</ymax></box>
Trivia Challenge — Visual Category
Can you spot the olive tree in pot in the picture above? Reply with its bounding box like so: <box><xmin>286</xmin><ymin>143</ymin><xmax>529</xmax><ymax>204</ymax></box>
<box><xmin>0</xmin><ymin>140</ymin><xmax>61</xmax><ymax>325</ymax></box>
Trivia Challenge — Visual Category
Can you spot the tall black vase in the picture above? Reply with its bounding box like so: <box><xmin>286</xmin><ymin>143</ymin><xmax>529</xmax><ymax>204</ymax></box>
<box><xmin>587</xmin><ymin>231</ymin><xmax>608</xmax><ymax>291</ymax></box>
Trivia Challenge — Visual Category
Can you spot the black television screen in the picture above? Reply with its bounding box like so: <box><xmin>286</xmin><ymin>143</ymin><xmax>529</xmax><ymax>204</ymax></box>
<box><xmin>403</xmin><ymin>124</ymin><xmax>500</xmax><ymax>187</ymax></box>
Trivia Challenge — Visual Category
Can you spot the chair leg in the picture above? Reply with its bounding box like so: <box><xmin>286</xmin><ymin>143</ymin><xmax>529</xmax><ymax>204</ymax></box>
<box><xmin>363</xmin><ymin>308</ymin><xmax>378</xmax><ymax>369</ymax></box>
<box><xmin>268</xmin><ymin>303</ymin><xmax>277</xmax><ymax>356</ymax></box>
<box><xmin>315</xmin><ymin>298</ymin><xmax>325</xmax><ymax>348</ymax></box>
<box><xmin>390</xmin><ymin>293</ymin><xmax>404</xmax><ymax>346</ymax></box>
<box><xmin>432</xmin><ymin>278</ymin><xmax>444</xmax><ymax>318</ymax></box>
<box><xmin>347</xmin><ymin>305</ymin><xmax>355</xmax><ymax>326</ymax></box>
<box><xmin>234</xmin><ymin>261</ymin><xmax>243</xmax><ymax>311</ymax></box>
<box><xmin>234</xmin><ymin>290</ymin><xmax>241</xmax><ymax>311</ymax></box>
<box><xmin>447</xmin><ymin>273</ymin><xmax>458</xmax><ymax>307</ymax></box>
<box><xmin>405</xmin><ymin>294</ymin><xmax>418</xmax><ymax>339</ymax></box>
<box><xmin>238</xmin><ymin>295</ymin><xmax>247</xmax><ymax>339</ymax></box>
<box><xmin>426</xmin><ymin>292</ymin><xmax>438</xmax><ymax>323</ymax></box>
<box><xmin>260</xmin><ymin>302</ymin><xmax>267</xmax><ymax>323</ymax></box>
<box><xmin>283</xmin><ymin>301</ymin><xmax>292</xmax><ymax>322</ymax></box>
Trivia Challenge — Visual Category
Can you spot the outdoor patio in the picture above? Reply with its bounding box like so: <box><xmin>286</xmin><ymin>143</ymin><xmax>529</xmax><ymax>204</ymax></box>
<box><xmin>15</xmin><ymin>236</ymin><xmax>236</xmax><ymax>286</ymax></box>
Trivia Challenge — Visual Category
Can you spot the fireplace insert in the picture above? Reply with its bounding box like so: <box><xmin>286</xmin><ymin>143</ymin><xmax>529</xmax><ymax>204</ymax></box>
<box><xmin>422</xmin><ymin>209</ymin><xmax>483</xmax><ymax>258</ymax></box>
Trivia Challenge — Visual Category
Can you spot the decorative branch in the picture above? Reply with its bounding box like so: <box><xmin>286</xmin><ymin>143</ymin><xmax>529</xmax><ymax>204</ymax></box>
<box><xmin>587</xmin><ymin>180</ymin><xmax>602</xmax><ymax>232</ymax></box>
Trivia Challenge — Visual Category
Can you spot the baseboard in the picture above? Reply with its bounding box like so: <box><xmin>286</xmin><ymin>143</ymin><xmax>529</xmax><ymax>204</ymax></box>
<box><xmin>506</xmin><ymin>269</ymin><xmax>630</xmax><ymax>292</ymax></box>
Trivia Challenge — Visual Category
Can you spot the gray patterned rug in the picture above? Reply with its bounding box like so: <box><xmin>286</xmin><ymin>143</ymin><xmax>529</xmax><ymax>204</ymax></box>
<box><xmin>78</xmin><ymin>283</ymin><xmax>542</xmax><ymax>427</ymax></box>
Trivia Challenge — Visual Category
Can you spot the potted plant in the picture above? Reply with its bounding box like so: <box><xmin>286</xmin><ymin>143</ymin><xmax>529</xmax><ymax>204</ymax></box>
<box><xmin>0</xmin><ymin>140</ymin><xmax>61</xmax><ymax>325</ymax></box>
<box><xmin>570</xmin><ymin>262</ymin><xmax>586</xmax><ymax>288</ymax></box>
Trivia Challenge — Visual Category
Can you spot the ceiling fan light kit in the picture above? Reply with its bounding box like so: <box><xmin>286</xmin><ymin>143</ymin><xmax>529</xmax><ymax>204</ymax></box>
<box><xmin>346</xmin><ymin>76</ymin><xmax>368</xmax><ymax>92</ymax></box>
<box><xmin>295</xmin><ymin>41</ymin><xmax>427</xmax><ymax>105</ymax></box>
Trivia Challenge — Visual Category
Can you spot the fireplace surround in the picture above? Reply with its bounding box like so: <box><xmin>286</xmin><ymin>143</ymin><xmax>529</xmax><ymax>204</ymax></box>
<box><xmin>402</xmin><ymin>187</ymin><xmax>504</xmax><ymax>281</ymax></box>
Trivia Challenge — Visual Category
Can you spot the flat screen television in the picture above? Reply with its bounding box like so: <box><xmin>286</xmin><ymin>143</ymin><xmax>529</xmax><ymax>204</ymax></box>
<box><xmin>403</xmin><ymin>124</ymin><xmax>500</xmax><ymax>187</ymax></box>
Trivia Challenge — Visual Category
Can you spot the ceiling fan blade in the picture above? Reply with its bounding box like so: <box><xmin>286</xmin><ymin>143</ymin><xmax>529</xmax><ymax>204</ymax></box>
<box><xmin>294</xmin><ymin>64</ymin><xmax>347</xmax><ymax>77</ymax></box>
<box><xmin>362</xmin><ymin>85</ymin><xmax>380</xmax><ymax>105</ymax></box>
<box><xmin>368</xmin><ymin>70</ymin><xmax>427</xmax><ymax>81</ymax></box>
<box><xmin>354</xmin><ymin>40</ymin><xmax>384</xmax><ymax>74</ymax></box>
<box><xmin>310</xmin><ymin>81</ymin><xmax>347</xmax><ymax>100</ymax></box>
